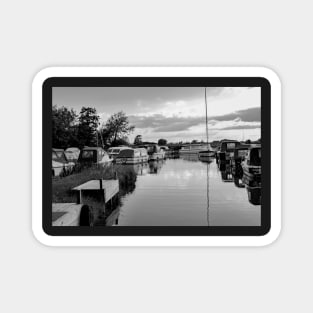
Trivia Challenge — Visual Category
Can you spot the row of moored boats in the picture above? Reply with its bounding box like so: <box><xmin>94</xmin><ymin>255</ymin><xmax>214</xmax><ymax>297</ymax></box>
<box><xmin>52</xmin><ymin>145</ymin><xmax>167</xmax><ymax>177</ymax></box>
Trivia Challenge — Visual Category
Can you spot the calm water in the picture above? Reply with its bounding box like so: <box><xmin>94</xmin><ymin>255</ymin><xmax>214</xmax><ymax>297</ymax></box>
<box><xmin>105</xmin><ymin>157</ymin><xmax>261</xmax><ymax>226</ymax></box>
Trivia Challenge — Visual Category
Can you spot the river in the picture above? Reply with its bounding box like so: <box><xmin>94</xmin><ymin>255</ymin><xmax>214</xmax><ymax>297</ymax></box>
<box><xmin>102</xmin><ymin>156</ymin><xmax>261</xmax><ymax>226</ymax></box>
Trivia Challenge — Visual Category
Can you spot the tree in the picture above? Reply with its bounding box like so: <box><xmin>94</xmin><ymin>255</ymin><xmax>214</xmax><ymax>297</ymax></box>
<box><xmin>101</xmin><ymin>111</ymin><xmax>135</xmax><ymax>146</ymax></box>
<box><xmin>115</xmin><ymin>137</ymin><xmax>130</xmax><ymax>146</ymax></box>
<box><xmin>158</xmin><ymin>138</ymin><xmax>167</xmax><ymax>146</ymax></box>
<box><xmin>134</xmin><ymin>135</ymin><xmax>142</xmax><ymax>145</ymax></box>
<box><xmin>77</xmin><ymin>107</ymin><xmax>100</xmax><ymax>148</ymax></box>
<box><xmin>52</xmin><ymin>105</ymin><xmax>77</xmax><ymax>148</ymax></box>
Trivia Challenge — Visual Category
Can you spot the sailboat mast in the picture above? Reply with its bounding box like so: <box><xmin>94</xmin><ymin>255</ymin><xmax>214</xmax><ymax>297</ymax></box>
<box><xmin>205</xmin><ymin>87</ymin><xmax>209</xmax><ymax>149</ymax></box>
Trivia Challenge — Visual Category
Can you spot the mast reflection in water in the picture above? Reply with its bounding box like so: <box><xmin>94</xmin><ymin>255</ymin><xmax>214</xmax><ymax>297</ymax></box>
<box><xmin>102</xmin><ymin>158</ymin><xmax>260</xmax><ymax>226</ymax></box>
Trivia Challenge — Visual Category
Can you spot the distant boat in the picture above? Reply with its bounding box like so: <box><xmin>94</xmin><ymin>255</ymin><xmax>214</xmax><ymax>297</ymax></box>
<box><xmin>198</xmin><ymin>87</ymin><xmax>215</xmax><ymax>160</ymax></box>
<box><xmin>139</xmin><ymin>144</ymin><xmax>165</xmax><ymax>161</ymax></box>
<box><xmin>115</xmin><ymin>148</ymin><xmax>148</xmax><ymax>164</ymax></box>
<box><xmin>198</xmin><ymin>145</ymin><xmax>215</xmax><ymax>158</ymax></box>
<box><xmin>179</xmin><ymin>143</ymin><xmax>208</xmax><ymax>155</ymax></box>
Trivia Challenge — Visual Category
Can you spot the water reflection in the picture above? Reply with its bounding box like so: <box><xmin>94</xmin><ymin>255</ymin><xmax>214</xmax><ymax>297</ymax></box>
<box><xmin>233</xmin><ymin>177</ymin><xmax>245</xmax><ymax>188</ymax></box>
<box><xmin>149</xmin><ymin>160</ymin><xmax>164</xmax><ymax>174</ymax></box>
<box><xmin>89</xmin><ymin>152</ymin><xmax>262</xmax><ymax>226</ymax></box>
<box><xmin>246</xmin><ymin>187</ymin><xmax>261</xmax><ymax>205</ymax></box>
<box><xmin>199</xmin><ymin>156</ymin><xmax>214</xmax><ymax>164</ymax></box>
<box><xmin>218</xmin><ymin>161</ymin><xmax>260</xmax><ymax>204</ymax></box>
<box><xmin>179</xmin><ymin>154</ymin><xmax>200</xmax><ymax>162</ymax></box>
<box><xmin>98</xmin><ymin>157</ymin><xmax>261</xmax><ymax>226</ymax></box>
<box><xmin>220</xmin><ymin>165</ymin><xmax>233</xmax><ymax>182</ymax></box>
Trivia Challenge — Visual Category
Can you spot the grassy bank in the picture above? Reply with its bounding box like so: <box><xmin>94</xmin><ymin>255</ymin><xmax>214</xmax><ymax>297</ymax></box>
<box><xmin>52</xmin><ymin>163</ymin><xmax>140</xmax><ymax>225</ymax></box>
<box><xmin>52</xmin><ymin>165</ymin><xmax>115</xmax><ymax>203</ymax></box>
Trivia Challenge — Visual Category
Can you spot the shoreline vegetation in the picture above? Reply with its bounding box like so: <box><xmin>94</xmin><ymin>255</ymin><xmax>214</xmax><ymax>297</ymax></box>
<box><xmin>52</xmin><ymin>165</ymin><xmax>114</xmax><ymax>203</ymax></box>
<box><xmin>52</xmin><ymin>163</ymin><xmax>139</xmax><ymax>224</ymax></box>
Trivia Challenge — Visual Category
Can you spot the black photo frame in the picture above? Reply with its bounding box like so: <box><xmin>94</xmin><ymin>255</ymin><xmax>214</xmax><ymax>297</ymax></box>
<box><xmin>43</xmin><ymin>77</ymin><xmax>270</xmax><ymax>237</ymax></box>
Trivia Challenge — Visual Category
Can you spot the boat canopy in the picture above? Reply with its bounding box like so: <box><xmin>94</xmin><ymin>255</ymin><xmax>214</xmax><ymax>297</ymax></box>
<box><xmin>220</xmin><ymin>141</ymin><xmax>240</xmax><ymax>152</ymax></box>
<box><xmin>118</xmin><ymin>148</ymin><xmax>141</xmax><ymax>158</ymax></box>
<box><xmin>78</xmin><ymin>147</ymin><xmax>106</xmax><ymax>163</ymax></box>
<box><xmin>52</xmin><ymin>149</ymin><xmax>68</xmax><ymax>163</ymax></box>
<box><xmin>66</xmin><ymin>147</ymin><xmax>80</xmax><ymax>153</ymax></box>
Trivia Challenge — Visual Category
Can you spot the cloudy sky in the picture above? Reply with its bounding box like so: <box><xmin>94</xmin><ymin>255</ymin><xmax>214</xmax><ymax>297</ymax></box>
<box><xmin>53</xmin><ymin>87</ymin><xmax>261</xmax><ymax>143</ymax></box>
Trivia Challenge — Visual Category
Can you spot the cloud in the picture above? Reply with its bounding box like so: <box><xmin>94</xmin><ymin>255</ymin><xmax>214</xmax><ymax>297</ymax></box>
<box><xmin>209</xmin><ymin>107</ymin><xmax>260</xmax><ymax>122</ymax></box>
<box><xmin>128</xmin><ymin>107</ymin><xmax>261</xmax><ymax>133</ymax></box>
<box><xmin>217</xmin><ymin>124</ymin><xmax>261</xmax><ymax>131</ymax></box>
<box><xmin>129</xmin><ymin>114</ymin><xmax>205</xmax><ymax>132</ymax></box>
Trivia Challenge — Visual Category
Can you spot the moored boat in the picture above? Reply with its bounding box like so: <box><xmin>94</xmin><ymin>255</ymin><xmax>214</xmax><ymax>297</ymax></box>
<box><xmin>217</xmin><ymin>140</ymin><xmax>240</xmax><ymax>166</ymax></box>
<box><xmin>52</xmin><ymin>148</ymin><xmax>75</xmax><ymax>177</ymax></box>
<box><xmin>231</xmin><ymin>144</ymin><xmax>251</xmax><ymax>176</ymax></box>
<box><xmin>241</xmin><ymin>145</ymin><xmax>261</xmax><ymax>187</ymax></box>
<box><xmin>65</xmin><ymin>147</ymin><xmax>80</xmax><ymax>162</ymax></box>
<box><xmin>115</xmin><ymin>148</ymin><xmax>148</xmax><ymax>164</ymax></box>
<box><xmin>198</xmin><ymin>148</ymin><xmax>215</xmax><ymax>159</ymax></box>
<box><xmin>146</xmin><ymin>145</ymin><xmax>165</xmax><ymax>161</ymax></box>
<box><xmin>108</xmin><ymin>146</ymin><xmax>129</xmax><ymax>160</ymax></box>
<box><xmin>179</xmin><ymin>144</ymin><xmax>208</xmax><ymax>155</ymax></box>
<box><xmin>77</xmin><ymin>147</ymin><xmax>112</xmax><ymax>167</ymax></box>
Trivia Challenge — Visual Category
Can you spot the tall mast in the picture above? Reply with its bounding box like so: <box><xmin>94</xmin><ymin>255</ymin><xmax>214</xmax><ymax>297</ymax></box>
<box><xmin>205</xmin><ymin>87</ymin><xmax>209</xmax><ymax>149</ymax></box>
<box><xmin>205</xmin><ymin>88</ymin><xmax>210</xmax><ymax>226</ymax></box>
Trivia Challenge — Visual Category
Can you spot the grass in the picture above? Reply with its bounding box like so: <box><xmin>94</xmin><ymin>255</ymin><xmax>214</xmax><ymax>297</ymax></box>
<box><xmin>52</xmin><ymin>164</ymin><xmax>115</xmax><ymax>203</ymax></box>
<box><xmin>52</xmin><ymin>163</ymin><xmax>140</xmax><ymax>225</ymax></box>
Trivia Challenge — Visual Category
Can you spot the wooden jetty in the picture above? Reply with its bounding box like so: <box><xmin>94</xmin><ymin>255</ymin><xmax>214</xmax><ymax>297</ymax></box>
<box><xmin>72</xmin><ymin>179</ymin><xmax>119</xmax><ymax>204</ymax></box>
<box><xmin>52</xmin><ymin>179</ymin><xmax>119</xmax><ymax>226</ymax></box>
<box><xmin>52</xmin><ymin>203</ymin><xmax>92</xmax><ymax>226</ymax></box>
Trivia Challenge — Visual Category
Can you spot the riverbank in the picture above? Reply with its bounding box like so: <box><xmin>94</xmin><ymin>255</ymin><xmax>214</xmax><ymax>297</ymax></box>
<box><xmin>52</xmin><ymin>165</ymin><xmax>115</xmax><ymax>203</ymax></box>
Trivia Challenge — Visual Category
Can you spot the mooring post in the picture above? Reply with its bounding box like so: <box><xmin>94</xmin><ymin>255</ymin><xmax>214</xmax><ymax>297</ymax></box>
<box><xmin>76</xmin><ymin>190</ymin><xmax>81</xmax><ymax>204</ymax></box>
<box><xmin>99</xmin><ymin>179</ymin><xmax>105</xmax><ymax>202</ymax></box>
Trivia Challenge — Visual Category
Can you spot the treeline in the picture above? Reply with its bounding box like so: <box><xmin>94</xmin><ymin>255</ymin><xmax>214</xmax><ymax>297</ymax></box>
<box><xmin>52</xmin><ymin>105</ymin><xmax>134</xmax><ymax>149</ymax></box>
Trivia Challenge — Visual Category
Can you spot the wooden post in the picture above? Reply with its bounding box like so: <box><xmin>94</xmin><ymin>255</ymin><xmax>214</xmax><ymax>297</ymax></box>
<box><xmin>76</xmin><ymin>190</ymin><xmax>82</xmax><ymax>204</ymax></box>
<box><xmin>99</xmin><ymin>179</ymin><xmax>104</xmax><ymax>202</ymax></box>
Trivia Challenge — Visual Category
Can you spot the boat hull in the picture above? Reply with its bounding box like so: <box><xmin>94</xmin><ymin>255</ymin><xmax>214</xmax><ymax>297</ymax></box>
<box><xmin>115</xmin><ymin>156</ymin><xmax>148</xmax><ymax>164</ymax></box>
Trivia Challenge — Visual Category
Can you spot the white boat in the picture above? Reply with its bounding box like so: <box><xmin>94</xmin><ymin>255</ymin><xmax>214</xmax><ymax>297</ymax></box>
<box><xmin>115</xmin><ymin>148</ymin><xmax>148</xmax><ymax>164</ymax></box>
<box><xmin>179</xmin><ymin>144</ymin><xmax>208</xmax><ymax>155</ymax></box>
<box><xmin>108</xmin><ymin>146</ymin><xmax>129</xmax><ymax>160</ymax></box>
<box><xmin>65</xmin><ymin>147</ymin><xmax>80</xmax><ymax>162</ymax></box>
<box><xmin>52</xmin><ymin>148</ymin><xmax>75</xmax><ymax>177</ymax></box>
<box><xmin>198</xmin><ymin>145</ymin><xmax>215</xmax><ymax>158</ymax></box>
<box><xmin>77</xmin><ymin>147</ymin><xmax>112</xmax><ymax>166</ymax></box>
<box><xmin>146</xmin><ymin>145</ymin><xmax>165</xmax><ymax>161</ymax></box>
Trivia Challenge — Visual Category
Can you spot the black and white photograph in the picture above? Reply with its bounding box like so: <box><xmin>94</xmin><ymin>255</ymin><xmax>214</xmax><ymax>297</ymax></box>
<box><xmin>52</xmin><ymin>86</ymin><xmax>262</xmax><ymax>227</ymax></box>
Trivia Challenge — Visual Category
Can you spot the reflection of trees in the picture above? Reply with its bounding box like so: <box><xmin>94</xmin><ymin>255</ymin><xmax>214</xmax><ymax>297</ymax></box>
<box><xmin>220</xmin><ymin>165</ymin><xmax>233</xmax><ymax>182</ymax></box>
<box><xmin>114</xmin><ymin>164</ymin><xmax>139</xmax><ymax>196</ymax></box>
<box><xmin>100</xmin><ymin>164</ymin><xmax>144</xmax><ymax>226</ymax></box>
